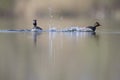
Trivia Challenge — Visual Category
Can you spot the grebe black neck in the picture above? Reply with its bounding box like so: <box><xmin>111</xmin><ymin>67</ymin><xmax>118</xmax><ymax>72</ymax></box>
<box><xmin>87</xmin><ymin>22</ymin><xmax>101</xmax><ymax>32</ymax></box>
<box><xmin>94</xmin><ymin>22</ymin><xmax>101</xmax><ymax>27</ymax></box>
<box><xmin>33</xmin><ymin>20</ymin><xmax>37</xmax><ymax>27</ymax></box>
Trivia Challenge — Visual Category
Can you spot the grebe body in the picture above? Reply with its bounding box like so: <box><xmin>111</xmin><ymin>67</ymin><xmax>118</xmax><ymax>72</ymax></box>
<box><xmin>31</xmin><ymin>20</ymin><xmax>42</xmax><ymax>32</ymax></box>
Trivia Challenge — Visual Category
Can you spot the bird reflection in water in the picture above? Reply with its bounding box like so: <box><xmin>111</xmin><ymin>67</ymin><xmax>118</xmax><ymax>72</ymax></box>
<box><xmin>91</xmin><ymin>32</ymin><xmax>96</xmax><ymax>35</ymax></box>
<box><xmin>31</xmin><ymin>31</ymin><xmax>98</xmax><ymax>46</ymax></box>
<box><xmin>32</xmin><ymin>32</ymin><xmax>42</xmax><ymax>46</ymax></box>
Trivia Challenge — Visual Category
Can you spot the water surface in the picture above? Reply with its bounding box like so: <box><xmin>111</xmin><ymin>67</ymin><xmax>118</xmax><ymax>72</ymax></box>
<box><xmin>0</xmin><ymin>31</ymin><xmax>120</xmax><ymax>80</ymax></box>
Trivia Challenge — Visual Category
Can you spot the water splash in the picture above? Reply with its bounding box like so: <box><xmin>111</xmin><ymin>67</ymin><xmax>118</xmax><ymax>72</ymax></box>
<box><xmin>48</xmin><ymin>7</ymin><xmax>54</xmax><ymax>29</ymax></box>
<box><xmin>0</xmin><ymin>26</ymin><xmax>94</xmax><ymax>33</ymax></box>
<box><xmin>48</xmin><ymin>27</ymin><xmax>57</xmax><ymax>32</ymax></box>
<box><xmin>0</xmin><ymin>29</ymin><xmax>31</xmax><ymax>32</ymax></box>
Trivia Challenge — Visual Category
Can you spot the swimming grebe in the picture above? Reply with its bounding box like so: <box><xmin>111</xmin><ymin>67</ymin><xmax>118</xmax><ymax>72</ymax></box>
<box><xmin>31</xmin><ymin>20</ymin><xmax>42</xmax><ymax>32</ymax></box>
<box><xmin>86</xmin><ymin>22</ymin><xmax>101</xmax><ymax>32</ymax></box>
<box><xmin>63</xmin><ymin>22</ymin><xmax>101</xmax><ymax>32</ymax></box>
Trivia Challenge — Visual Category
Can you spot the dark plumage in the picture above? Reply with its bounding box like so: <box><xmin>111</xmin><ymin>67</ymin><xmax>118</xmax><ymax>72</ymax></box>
<box><xmin>86</xmin><ymin>22</ymin><xmax>101</xmax><ymax>32</ymax></box>
<box><xmin>33</xmin><ymin>20</ymin><xmax>37</xmax><ymax>26</ymax></box>
<box><xmin>32</xmin><ymin>20</ymin><xmax>42</xmax><ymax>31</ymax></box>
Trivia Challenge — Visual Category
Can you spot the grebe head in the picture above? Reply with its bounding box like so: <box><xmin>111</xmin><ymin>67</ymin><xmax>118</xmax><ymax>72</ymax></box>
<box><xmin>94</xmin><ymin>22</ymin><xmax>101</xmax><ymax>27</ymax></box>
<box><xmin>33</xmin><ymin>20</ymin><xmax>37</xmax><ymax>26</ymax></box>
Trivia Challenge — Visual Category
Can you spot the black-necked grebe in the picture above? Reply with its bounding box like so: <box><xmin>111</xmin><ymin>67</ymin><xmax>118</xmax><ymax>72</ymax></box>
<box><xmin>63</xmin><ymin>22</ymin><xmax>101</xmax><ymax>32</ymax></box>
<box><xmin>86</xmin><ymin>22</ymin><xmax>101</xmax><ymax>32</ymax></box>
<box><xmin>31</xmin><ymin>20</ymin><xmax>42</xmax><ymax>32</ymax></box>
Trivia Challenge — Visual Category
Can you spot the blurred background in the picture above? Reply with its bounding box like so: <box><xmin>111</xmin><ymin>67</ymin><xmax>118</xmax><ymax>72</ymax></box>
<box><xmin>0</xmin><ymin>1</ymin><xmax>120</xmax><ymax>80</ymax></box>
<box><xmin>0</xmin><ymin>0</ymin><xmax>120</xmax><ymax>30</ymax></box>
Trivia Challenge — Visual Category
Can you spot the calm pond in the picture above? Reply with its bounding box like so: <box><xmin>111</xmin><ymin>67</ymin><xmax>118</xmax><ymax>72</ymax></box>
<box><xmin>0</xmin><ymin>30</ymin><xmax>120</xmax><ymax>80</ymax></box>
